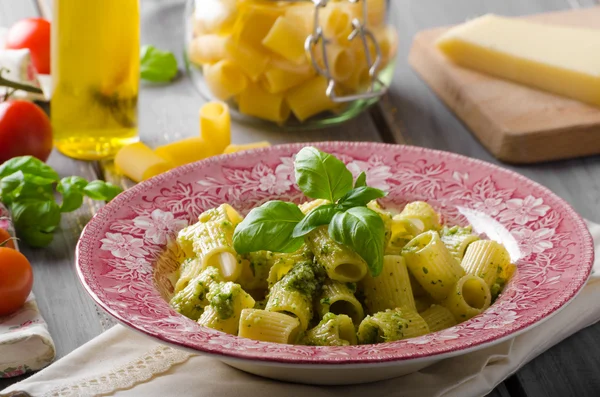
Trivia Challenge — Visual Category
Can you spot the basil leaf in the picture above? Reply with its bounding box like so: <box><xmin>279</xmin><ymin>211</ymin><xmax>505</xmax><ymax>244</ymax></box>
<box><xmin>233</xmin><ymin>200</ymin><xmax>305</xmax><ymax>254</ymax></box>
<box><xmin>83</xmin><ymin>181</ymin><xmax>122</xmax><ymax>201</ymax></box>
<box><xmin>294</xmin><ymin>147</ymin><xmax>353</xmax><ymax>202</ymax></box>
<box><xmin>328</xmin><ymin>207</ymin><xmax>385</xmax><ymax>277</ymax></box>
<box><xmin>11</xmin><ymin>199</ymin><xmax>61</xmax><ymax>247</ymax></box>
<box><xmin>0</xmin><ymin>171</ymin><xmax>55</xmax><ymax>204</ymax></box>
<box><xmin>0</xmin><ymin>156</ymin><xmax>59</xmax><ymax>181</ymax></box>
<box><xmin>354</xmin><ymin>172</ymin><xmax>367</xmax><ymax>188</ymax></box>
<box><xmin>292</xmin><ymin>204</ymin><xmax>340</xmax><ymax>238</ymax></box>
<box><xmin>57</xmin><ymin>176</ymin><xmax>89</xmax><ymax>213</ymax></box>
<box><xmin>337</xmin><ymin>186</ymin><xmax>386</xmax><ymax>210</ymax></box>
<box><xmin>140</xmin><ymin>45</ymin><xmax>178</xmax><ymax>82</ymax></box>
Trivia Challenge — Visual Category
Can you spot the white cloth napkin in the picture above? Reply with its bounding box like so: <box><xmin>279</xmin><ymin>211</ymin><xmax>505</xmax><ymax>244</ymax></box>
<box><xmin>3</xmin><ymin>220</ymin><xmax>600</xmax><ymax>397</ymax></box>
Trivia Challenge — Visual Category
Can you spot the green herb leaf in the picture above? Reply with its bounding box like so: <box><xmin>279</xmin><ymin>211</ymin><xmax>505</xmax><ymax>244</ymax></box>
<box><xmin>83</xmin><ymin>181</ymin><xmax>122</xmax><ymax>201</ymax></box>
<box><xmin>233</xmin><ymin>200</ymin><xmax>305</xmax><ymax>254</ymax></box>
<box><xmin>140</xmin><ymin>45</ymin><xmax>178</xmax><ymax>82</ymax></box>
<box><xmin>292</xmin><ymin>204</ymin><xmax>340</xmax><ymax>238</ymax></box>
<box><xmin>354</xmin><ymin>172</ymin><xmax>367</xmax><ymax>188</ymax></box>
<box><xmin>0</xmin><ymin>156</ymin><xmax>59</xmax><ymax>181</ymax></box>
<box><xmin>337</xmin><ymin>186</ymin><xmax>386</xmax><ymax>210</ymax></box>
<box><xmin>0</xmin><ymin>171</ymin><xmax>55</xmax><ymax>204</ymax></box>
<box><xmin>11</xmin><ymin>199</ymin><xmax>61</xmax><ymax>247</ymax></box>
<box><xmin>328</xmin><ymin>207</ymin><xmax>385</xmax><ymax>277</ymax></box>
<box><xmin>57</xmin><ymin>176</ymin><xmax>89</xmax><ymax>213</ymax></box>
<box><xmin>294</xmin><ymin>147</ymin><xmax>353</xmax><ymax>202</ymax></box>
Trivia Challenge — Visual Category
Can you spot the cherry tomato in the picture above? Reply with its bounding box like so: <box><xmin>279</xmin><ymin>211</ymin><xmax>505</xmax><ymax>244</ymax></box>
<box><xmin>0</xmin><ymin>100</ymin><xmax>53</xmax><ymax>164</ymax></box>
<box><xmin>5</xmin><ymin>18</ymin><xmax>51</xmax><ymax>74</ymax></box>
<box><xmin>0</xmin><ymin>228</ymin><xmax>16</xmax><ymax>249</ymax></box>
<box><xmin>0</xmin><ymin>247</ymin><xmax>33</xmax><ymax>316</ymax></box>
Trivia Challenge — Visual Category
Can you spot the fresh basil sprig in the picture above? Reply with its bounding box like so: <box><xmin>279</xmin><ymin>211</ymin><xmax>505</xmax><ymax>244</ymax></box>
<box><xmin>0</xmin><ymin>156</ymin><xmax>123</xmax><ymax>247</ymax></box>
<box><xmin>233</xmin><ymin>147</ymin><xmax>388</xmax><ymax>276</ymax></box>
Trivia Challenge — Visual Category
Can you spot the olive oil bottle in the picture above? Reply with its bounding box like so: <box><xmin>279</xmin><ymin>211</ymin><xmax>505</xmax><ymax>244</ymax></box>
<box><xmin>51</xmin><ymin>0</ymin><xmax>140</xmax><ymax>160</ymax></box>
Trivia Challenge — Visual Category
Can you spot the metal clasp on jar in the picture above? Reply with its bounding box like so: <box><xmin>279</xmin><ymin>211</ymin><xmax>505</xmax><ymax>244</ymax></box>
<box><xmin>305</xmin><ymin>0</ymin><xmax>388</xmax><ymax>103</ymax></box>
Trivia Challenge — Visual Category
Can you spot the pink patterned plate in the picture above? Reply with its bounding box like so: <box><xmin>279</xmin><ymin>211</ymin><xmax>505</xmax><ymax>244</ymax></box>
<box><xmin>76</xmin><ymin>142</ymin><xmax>594</xmax><ymax>385</ymax></box>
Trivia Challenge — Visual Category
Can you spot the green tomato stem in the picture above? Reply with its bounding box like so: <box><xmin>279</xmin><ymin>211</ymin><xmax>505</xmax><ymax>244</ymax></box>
<box><xmin>0</xmin><ymin>68</ymin><xmax>44</xmax><ymax>98</ymax></box>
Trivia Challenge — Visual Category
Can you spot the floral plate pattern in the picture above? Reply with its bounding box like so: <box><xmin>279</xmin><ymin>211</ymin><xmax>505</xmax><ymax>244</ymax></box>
<box><xmin>76</xmin><ymin>142</ymin><xmax>594</xmax><ymax>365</ymax></box>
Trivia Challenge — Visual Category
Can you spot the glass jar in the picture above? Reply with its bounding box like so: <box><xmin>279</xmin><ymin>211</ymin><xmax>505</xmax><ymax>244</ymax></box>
<box><xmin>184</xmin><ymin>0</ymin><xmax>397</xmax><ymax>129</ymax></box>
<box><xmin>52</xmin><ymin>0</ymin><xmax>140</xmax><ymax>160</ymax></box>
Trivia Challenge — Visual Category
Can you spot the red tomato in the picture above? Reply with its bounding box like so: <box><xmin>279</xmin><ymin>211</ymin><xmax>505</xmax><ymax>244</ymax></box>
<box><xmin>0</xmin><ymin>100</ymin><xmax>53</xmax><ymax>164</ymax></box>
<box><xmin>0</xmin><ymin>229</ymin><xmax>16</xmax><ymax>249</ymax></box>
<box><xmin>0</xmin><ymin>247</ymin><xmax>33</xmax><ymax>316</ymax></box>
<box><xmin>5</xmin><ymin>18</ymin><xmax>51</xmax><ymax>74</ymax></box>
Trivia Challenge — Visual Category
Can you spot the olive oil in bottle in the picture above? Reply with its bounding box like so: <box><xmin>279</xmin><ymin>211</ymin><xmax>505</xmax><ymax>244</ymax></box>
<box><xmin>51</xmin><ymin>0</ymin><xmax>140</xmax><ymax>160</ymax></box>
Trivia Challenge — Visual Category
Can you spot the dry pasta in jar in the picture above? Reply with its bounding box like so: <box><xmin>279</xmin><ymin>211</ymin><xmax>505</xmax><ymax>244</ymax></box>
<box><xmin>186</xmin><ymin>0</ymin><xmax>398</xmax><ymax>126</ymax></box>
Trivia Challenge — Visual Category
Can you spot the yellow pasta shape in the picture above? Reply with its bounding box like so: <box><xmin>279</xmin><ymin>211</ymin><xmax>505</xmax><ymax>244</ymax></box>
<box><xmin>341</xmin><ymin>65</ymin><xmax>370</xmax><ymax>93</ymax></box>
<box><xmin>317</xmin><ymin>280</ymin><xmax>365</xmax><ymax>324</ymax></box>
<box><xmin>265</xmin><ymin>284</ymin><xmax>313</xmax><ymax>331</ymax></box>
<box><xmin>388</xmin><ymin>217</ymin><xmax>414</xmax><ymax>253</ymax></box>
<box><xmin>321</xmin><ymin>5</ymin><xmax>353</xmax><ymax>43</ymax></box>
<box><xmin>442</xmin><ymin>275</ymin><xmax>491</xmax><ymax>321</ymax></box>
<box><xmin>223</xmin><ymin>141</ymin><xmax>271</xmax><ymax>154</ymax></box>
<box><xmin>414</xmin><ymin>295</ymin><xmax>435</xmax><ymax>313</ymax></box>
<box><xmin>238</xmin><ymin>251</ymin><xmax>276</xmax><ymax>292</ymax></box>
<box><xmin>287</xmin><ymin>76</ymin><xmax>337</xmax><ymax>122</ymax></box>
<box><xmin>360</xmin><ymin>255</ymin><xmax>416</xmax><ymax>313</ymax></box>
<box><xmin>170</xmin><ymin>267</ymin><xmax>223</xmax><ymax>320</ymax></box>
<box><xmin>188</xmin><ymin>34</ymin><xmax>228</xmax><ymax>65</ymax></box>
<box><xmin>225</xmin><ymin>38</ymin><xmax>270</xmax><ymax>81</ymax></box>
<box><xmin>420</xmin><ymin>304</ymin><xmax>457</xmax><ymax>332</ymax></box>
<box><xmin>306</xmin><ymin>226</ymin><xmax>368</xmax><ymax>283</ymax></box>
<box><xmin>238</xmin><ymin>83</ymin><xmax>290</xmax><ymax>124</ymax></box>
<box><xmin>197</xmin><ymin>281</ymin><xmax>255</xmax><ymax>335</ymax></box>
<box><xmin>262</xmin><ymin>16</ymin><xmax>307</xmax><ymax>65</ymax></box>
<box><xmin>192</xmin><ymin>0</ymin><xmax>237</xmax><ymax>35</ymax></box>
<box><xmin>232</xmin><ymin>3</ymin><xmax>282</xmax><ymax>50</ymax></box>
<box><xmin>440</xmin><ymin>225</ymin><xmax>480</xmax><ymax>261</ymax></box>
<box><xmin>358</xmin><ymin>308</ymin><xmax>429</xmax><ymax>344</ymax></box>
<box><xmin>304</xmin><ymin>313</ymin><xmax>357</xmax><ymax>346</ymax></box>
<box><xmin>115</xmin><ymin>142</ymin><xmax>172</xmax><ymax>183</ymax></box>
<box><xmin>461</xmin><ymin>240</ymin><xmax>511</xmax><ymax>287</ymax></box>
<box><xmin>238</xmin><ymin>309</ymin><xmax>301</xmax><ymax>344</ymax></box>
<box><xmin>200</xmin><ymin>101</ymin><xmax>231</xmax><ymax>154</ymax></box>
<box><xmin>299</xmin><ymin>199</ymin><xmax>331</xmax><ymax>215</ymax></box>
<box><xmin>203</xmin><ymin>60</ymin><xmax>248</xmax><ymax>101</ymax></box>
<box><xmin>266</xmin><ymin>247</ymin><xmax>314</xmax><ymax>288</ymax></box>
<box><xmin>374</xmin><ymin>26</ymin><xmax>399</xmax><ymax>65</ymax></box>
<box><xmin>402</xmin><ymin>231</ymin><xmax>465</xmax><ymax>301</ymax></box>
<box><xmin>397</xmin><ymin>201</ymin><xmax>441</xmax><ymax>235</ymax></box>
<box><xmin>283</xmin><ymin>3</ymin><xmax>314</xmax><ymax>34</ymax></box>
<box><xmin>262</xmin><ymin>66</ymin><xmax>314</xmax><ymax>94</ymax></box>
<box><xmin>155</xmin><ymin>137</ymin><xmax>216</xmax><ymax>167</ymax></box>
<box><xmin>313</xmin><ymin>43</ymin><xmax>355</xmax><ymax>83</ymax></box>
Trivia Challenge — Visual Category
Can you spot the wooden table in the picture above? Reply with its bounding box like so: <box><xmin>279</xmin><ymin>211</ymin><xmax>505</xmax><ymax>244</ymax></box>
<box><xmin>2</xmin><ymin>0</ymin><xmax>600</xmax><ymax>395</ymax></box>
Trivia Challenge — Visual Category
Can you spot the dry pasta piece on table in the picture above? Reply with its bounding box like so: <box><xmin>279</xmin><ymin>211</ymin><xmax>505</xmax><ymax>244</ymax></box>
<box><xmin>155</xmin><ymin>137</ymin><xmax>217</xmax><ymax>167</ymax></box>
<box><xmin>200</xmin><ymin>101</ymin><xmax>231</xmax><ymax>154</ymax></box>
<box><xmin>115</xmin><ymin>142</ymin><xmax>172</xmax><ymax>183</ymax></box>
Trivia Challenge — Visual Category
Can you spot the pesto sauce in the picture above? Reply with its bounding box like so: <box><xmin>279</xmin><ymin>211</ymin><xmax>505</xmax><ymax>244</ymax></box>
<box><xmin>280</xmin><ymin>260</ymin><xmax>325</xmax><ymax>297</ymax></box>
<box><xmin>208</xmin><ymin>282</ymin><xmax>238</xmax><ymax>320</ymax></box>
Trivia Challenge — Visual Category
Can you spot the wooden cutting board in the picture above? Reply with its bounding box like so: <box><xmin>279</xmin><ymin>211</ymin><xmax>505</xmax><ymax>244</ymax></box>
<box><xmin>409</xmin><ymin>6</ymin><xmax>600</xmax><ymax>164</ymax></box>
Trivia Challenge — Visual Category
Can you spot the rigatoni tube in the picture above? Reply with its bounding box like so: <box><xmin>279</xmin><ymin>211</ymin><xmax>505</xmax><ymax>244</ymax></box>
<box><xmin>360</xmin><ymin>255</ymin><xmax>416</xmax><ymax>313</ymax></box>
<box><xmin>420</xmin><ymin>304</ymin><xmax>457</xmax><ymax>332</ymax></box>
<box><xmin>238</xmin><ymin>309</ymin><xmax>301</xmax><ymax>344</ymax></box>
<box><xmin>461</xmin><ymin>240</ymin><xmax>511</xmax><ymax>287</ymax></box>
<box><xmin>317</xmin><ymin>280</ymin><xmax>364</xmax><ymax>324</ymax></box>
<box><xmin>303</xmin><ymin>313</ymin><xmax>357</xmax><ymax>346</ymax></box>
<box><xmin>442</xmin><ymin>275</ymin><xmax>491</xmax><ymax>321</ymax></box>
<box><xmin>306</xmin><ymin>226</ymin><xmax>368</xmax><ymax>283</ymax></box>
<box><xmin>358</xmin><ymin>307</ymin><xmax>429</xmax><ymax>344</ymax></box>
<box><xmin>402</xmin><ymin>231</ymin><xmax>465</xmax><ymax>301</ymax></box>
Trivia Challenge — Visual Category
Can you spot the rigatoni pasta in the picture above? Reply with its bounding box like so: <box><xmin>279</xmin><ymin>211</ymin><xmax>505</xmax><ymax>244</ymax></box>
<box><xmin>169</xmin><ymin>175</ymin><xmax>514</xmax><ymax>346</ymax></box>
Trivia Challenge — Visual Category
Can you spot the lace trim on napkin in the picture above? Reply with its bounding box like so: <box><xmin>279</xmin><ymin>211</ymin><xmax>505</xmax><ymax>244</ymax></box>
<box><xmin>43</xmin><ymin>346</ymin><xmax>192</xmax><ymax>397</ymax></box>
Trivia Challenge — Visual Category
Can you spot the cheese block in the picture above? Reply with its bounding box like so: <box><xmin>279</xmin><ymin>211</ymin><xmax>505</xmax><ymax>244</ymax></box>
<box><xmin>436</xmin><ymin>14</ymin><xmax>600</xmax><ymax>108</ymax></box>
